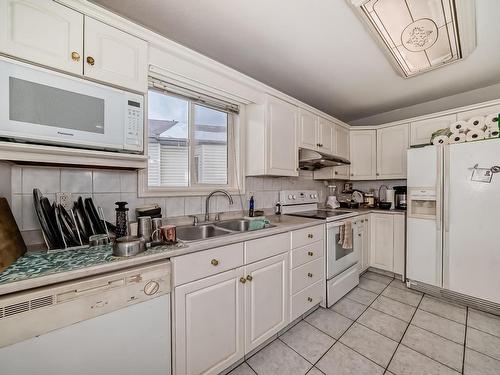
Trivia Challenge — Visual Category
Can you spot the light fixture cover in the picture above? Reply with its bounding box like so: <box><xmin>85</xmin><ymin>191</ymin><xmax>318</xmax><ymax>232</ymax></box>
<box><xmin>350</xmin><ymin>0</ymin><xmax>476</xmax><ymax>77</ymax></box>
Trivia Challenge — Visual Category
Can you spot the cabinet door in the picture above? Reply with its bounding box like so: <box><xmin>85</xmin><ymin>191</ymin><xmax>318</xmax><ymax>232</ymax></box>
<box><xmin>370</xmin><ymin>214</ymin><xmax>394</xmax><ymax>272</ymax></box>
<box><xmin>377</xmin><ymin>124</ymin><xmax>409</xmax><ymax>179</ymax></box>
<box><xmin>359</xmin><ymin>215</ymin><xmax>371</xmax><ymax>273</ymax></box>
<box><xmin>244</xmin><ymin>253</ymin><xmax>289</xmax><ymax>353</ymax></box>
<box><xmin>267</xmin><ymin>96</ymin><xmax>298</xmax><ymax>176</ymax></box>
<box><xmin>174</xmin><ymin>268</ymin><xmax>245</xmax><ymax>375</ymax></box>
<box><xmin>349</xmin><ymin>130</ymin><xmax>376</xmax><ymax>180</ymax></box>
<box><xmin>313</xmin><ymin>165</ymin><xmax>350</xmax><ymax>180</ymax></box>
<box><xmin>299</xmin><ymin>109</ymin><xmax>318</xmax><ymax>150</ymax></box>
<box><xmin>335</xmin><ymin>124</ymin><xmax>350</xmax><ymax>159</ymax></box>
<box><xmin>84</xmin><ymin>17</ymin><xmax>148</xmax><ymax>92</ymax></box>
<box><xmin>410</xmin><ymin>114</ymin><xmax>456</xmax><ymax>146</ymax></box>
<box><xmin>0</xmin><ymin>0</ymin><xmax>83</xmax><ymax>74</ymax></box>
<box><xmin>319</xmin><ymin>117</ymin><xmax>335</xmax><ymax>154</ymax></box>
<box><xmin>457</xmin><ymin>103</ymin><xmax>500</xmax><ymax>121</ymax></box>
<box><xmin>393</xmin><ymin>214</ymin><xmax>405</xmax><ymax>277</ymax></box>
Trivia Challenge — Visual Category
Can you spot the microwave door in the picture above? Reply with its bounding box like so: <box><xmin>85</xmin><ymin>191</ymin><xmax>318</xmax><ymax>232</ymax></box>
<box><xmin>0</xmin><ymin>58</ymin><xmax>126</xmax><ymax>151</ymax></box>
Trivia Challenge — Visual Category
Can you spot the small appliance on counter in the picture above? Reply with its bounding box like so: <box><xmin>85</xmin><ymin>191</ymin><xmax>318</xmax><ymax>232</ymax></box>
<box><xmin>326</xmin><ymin>185</ymin><xmax>340</xmax><ymax>209</ymax></box>
<box><xmin>394</xmin><ymin>186</ymin><xmax>407</xmax><ymax>210</ymax></box>
<box><xmin>363</xmin><ymin>193</ymin><xmax>376</xmax><ymax>208</ymax></box>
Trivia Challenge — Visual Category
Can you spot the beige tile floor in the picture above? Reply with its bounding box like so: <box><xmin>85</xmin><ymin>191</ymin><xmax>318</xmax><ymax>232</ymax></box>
<box><xmin>229</xmin><ymin>271</ymin><xmax>500</xmax><ymax>375</ymax></box>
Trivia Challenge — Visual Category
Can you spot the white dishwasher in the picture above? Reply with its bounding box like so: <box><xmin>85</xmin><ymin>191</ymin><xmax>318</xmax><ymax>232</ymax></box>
<box><xmin>0</xmin><ymin>260</ymin><xmax>171</xmax><ymax>375</ymax></box>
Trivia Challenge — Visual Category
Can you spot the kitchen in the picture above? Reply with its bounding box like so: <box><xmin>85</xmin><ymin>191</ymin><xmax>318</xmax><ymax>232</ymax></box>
<box><xmin>0</xmin><ymin>0</ymin><xmax>499</xmax><ymax>374</ymax></box>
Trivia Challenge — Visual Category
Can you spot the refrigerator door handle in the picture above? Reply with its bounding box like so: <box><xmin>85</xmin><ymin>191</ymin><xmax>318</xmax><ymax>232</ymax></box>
<box><xmin>436</xmin><ymin>147</ymin><xmax>442</xmax><ymax>231</ymax></box>
<box><xmin>444</xmin><ymin>145</ymin><xmax>450</xmax><ymax>233</ymax></box>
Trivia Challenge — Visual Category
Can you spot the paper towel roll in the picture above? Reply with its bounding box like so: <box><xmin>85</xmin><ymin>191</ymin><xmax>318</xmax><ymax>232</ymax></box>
<box><xmin>432</xmin><ymin>135</ymin><xmax>449</xmax><ymax>145</ymax></box>
<box><xmin>466</xmin><ymin>116</ymin><xmax>486</xmax><ymax>131</ymax></box>
<box><xmin>485</xmin><ymin>113</ymin><xmax>499</xmax><ymax>127</ymax></box>
<box><xmin>449</xmin><ymin>120</ymin><xmax>468</xmax><ymax>133</ymax></box>
<box><xmin>465</xmin><ymin>129</ymin><xmax>485</xmax><ymax>142</ymax></box>
<box><xmin>449</xmin><ymin>132</ymin><xmax>466</xmax><ymax>144</ymax></box>
<box><xmin>485</xmin><ymin>125</ymin><xmax>500</xmax><ymax>138</ymax></box>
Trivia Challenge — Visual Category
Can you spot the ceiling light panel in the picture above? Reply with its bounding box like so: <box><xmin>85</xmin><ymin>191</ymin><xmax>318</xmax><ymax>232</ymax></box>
<box><xmin>350</xmin><ymin>0</ymin><xmax>476</xmax><ymax>77</ymax></box>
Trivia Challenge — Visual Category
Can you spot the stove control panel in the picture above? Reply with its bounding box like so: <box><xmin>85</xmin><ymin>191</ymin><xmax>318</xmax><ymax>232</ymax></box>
<box><xmin>279</xmin><ymin>190</ymin><xmax>319</xmax><ymax>205</ymax></box>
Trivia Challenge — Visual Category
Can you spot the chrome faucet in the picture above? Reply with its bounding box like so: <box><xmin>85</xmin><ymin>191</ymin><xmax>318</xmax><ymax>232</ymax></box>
<box><xmin>205</xmin><ymin>189</ymin><xmax>234</xmax><ymax>222</ymax></box>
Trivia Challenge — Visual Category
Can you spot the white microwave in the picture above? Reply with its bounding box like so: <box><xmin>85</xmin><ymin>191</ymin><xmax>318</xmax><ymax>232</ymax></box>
<box><xmin>0</xmin><ymin>58</ymin><xmax>143</xmax><ymax>153</ymax></box>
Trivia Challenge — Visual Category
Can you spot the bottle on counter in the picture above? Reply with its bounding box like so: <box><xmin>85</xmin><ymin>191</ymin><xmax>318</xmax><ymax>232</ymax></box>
<box><xmin>115</xmin><ymin>201</ymin><xmax>129</xmax><ymax>238</ymax></box>
<box><xmin>249</xmin><ymin>196</ymin><xmax>255</xmax><ymax>217</ymax></box>
<box><xmin>275</xmin><ymin>201</ymin><xmax>282</xmax><ymax>215</ymax></box>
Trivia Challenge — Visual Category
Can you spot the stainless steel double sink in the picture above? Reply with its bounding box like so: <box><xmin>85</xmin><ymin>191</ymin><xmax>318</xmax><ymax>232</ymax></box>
<box><xmin>176</xmin><ymin>218</ymin><xmax>273</xmax><ymax>242</ymax></box>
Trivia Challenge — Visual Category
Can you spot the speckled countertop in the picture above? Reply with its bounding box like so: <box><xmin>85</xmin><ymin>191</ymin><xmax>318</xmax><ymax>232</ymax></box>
<box><xmin>0</xmin><ymin>214</ymin><xmax>322</xmax><ymax>296</ymax></box>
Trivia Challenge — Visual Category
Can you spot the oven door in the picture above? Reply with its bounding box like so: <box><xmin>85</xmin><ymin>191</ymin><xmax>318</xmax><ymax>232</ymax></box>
<box><xmin>326</xmin><ymin>221</ymin><xmax>360</xmax><ymax>279</ymax></box>
<box><xmin>0</xmin><ymin>58</ymin><xmax>131</xmax><ymax>151</ymax></box>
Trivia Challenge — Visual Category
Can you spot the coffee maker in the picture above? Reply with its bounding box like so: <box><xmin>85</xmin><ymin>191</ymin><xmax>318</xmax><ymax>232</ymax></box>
<box><xmin>394</xmin><ymin>186</ymin><xmax>407</xmax><ymax>210</ymax></box>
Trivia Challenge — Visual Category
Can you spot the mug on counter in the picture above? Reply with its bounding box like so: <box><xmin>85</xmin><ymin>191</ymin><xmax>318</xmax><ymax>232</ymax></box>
<box><xmin>152</xmin><ymin>224</ymin><xmax>177</xmax><ymax>244</ymax></box>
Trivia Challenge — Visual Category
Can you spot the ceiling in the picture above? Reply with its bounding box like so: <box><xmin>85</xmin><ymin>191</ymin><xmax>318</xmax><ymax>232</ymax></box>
<box><xmin>91</xmin><ymin>0</ymin><xmax>500</xmax><ymax>124</ymax></box>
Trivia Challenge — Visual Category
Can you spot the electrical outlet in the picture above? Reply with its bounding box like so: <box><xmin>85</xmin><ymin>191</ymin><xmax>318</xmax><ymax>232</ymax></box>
<box><xmin>56</xmin><ymin>192</ymin><xmax>73</xmax><ymax>211</ymax></box>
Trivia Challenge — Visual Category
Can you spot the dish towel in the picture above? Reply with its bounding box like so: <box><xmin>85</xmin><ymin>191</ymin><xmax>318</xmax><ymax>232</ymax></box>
<box><xmin>338</xmin><ymin>221</ymin><xmax>353</xmax><ymax>250</ymax></box>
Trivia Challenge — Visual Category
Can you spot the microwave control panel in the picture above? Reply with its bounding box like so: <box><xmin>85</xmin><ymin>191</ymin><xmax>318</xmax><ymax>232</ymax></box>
<box><xmin>124</xmin><ymin>94</ymin><xmax>144</xmax><ymax>152</ymax></box>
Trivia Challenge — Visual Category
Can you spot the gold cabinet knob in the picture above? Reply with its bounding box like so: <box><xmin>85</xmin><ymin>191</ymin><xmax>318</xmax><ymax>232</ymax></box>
<box><xmin>307</xmin><ymin>233</ymin><xmax>314</xmax><ymax>239</ymax></box>
<box><xmin>211</xmin><ymin>259</ymin><xmax>219</xmax><ymax>266</ymax></box>
<box><xmin>334</xmin><ymin>171</ymin><xmax>338</xmax><ymax>175</ymax></box>
<box><xmin>307</xmin><ymin>251</ymin><xmax>314</xmax><ymax>256</ymax></box>
<box><xmin>246</xmin><ymin>275</ymin><xmax>253</xmax><ymax>281</ymax></box>
<box><xmin>307</xmin><ymin>297</ymin><xmax>313</xmax><ymax>302</ymax></box>
<box><xmin>239</xmin><ymin>277</ymin><xmax>247</xmax><ymax>284</ymax></box>
<box><xmin>86</xmin><ymin>56</ymin><xmax>95</xmax><ymax>66</ymax></box>
<box><xmin>307</xmin><ymin>273</ymin><xmax>313</xmax><ymax>278</ymax></box>
<box><xmin>71</xmin><ymin>51</ymin><xmax>80</xmax><ymax>62</ymax></box>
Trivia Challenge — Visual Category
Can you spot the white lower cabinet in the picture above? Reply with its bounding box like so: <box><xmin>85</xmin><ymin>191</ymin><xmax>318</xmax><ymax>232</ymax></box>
<box><xmin>369</xmin><ymin>213</ymin><xmax>405</xmax><ymax>274</ymax></box>
<box><xmin>244</xmin><ymin>253</ymin><xmax>289</xmax><ymax>353</ymax></box>
<box><xmin>355</xmin><ymin>215</ymin><xmax>371</xmax><ymax>273</ymax></box>
<box><xmin>173</xmin><ymin>235</ymin><xmax>292</xmax><ymax>375</ymax></box>
<box><xmin>174</xmin><ymin>268</ymin><xmax>245</xmax><ymax>375</ymax></box>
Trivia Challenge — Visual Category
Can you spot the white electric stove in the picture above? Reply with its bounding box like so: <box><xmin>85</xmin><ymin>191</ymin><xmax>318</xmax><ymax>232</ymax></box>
<box><xmin>280</xmin><ymin>190</ymin><xmax>361</xmax><ymax>307</ymax></box>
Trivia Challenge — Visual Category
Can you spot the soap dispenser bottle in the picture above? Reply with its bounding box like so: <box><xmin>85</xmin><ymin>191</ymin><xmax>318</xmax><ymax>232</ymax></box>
<box><xmin>249</xmin><ymin>196</ymin><xmax>255</xmax><ymax>217</ymax></box>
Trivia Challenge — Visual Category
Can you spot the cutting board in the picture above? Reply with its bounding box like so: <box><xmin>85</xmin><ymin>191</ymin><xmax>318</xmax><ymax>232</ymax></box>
<box><xmin>0</xmin><ymin>197</ymin><xmax>26</xmax><ymax>273</ymax></box>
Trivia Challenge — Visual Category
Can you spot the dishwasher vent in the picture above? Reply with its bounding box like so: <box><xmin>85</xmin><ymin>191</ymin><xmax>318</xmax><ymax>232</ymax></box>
<box><xmin>2</xmin><ymin>295</ymin><xmax>54</xmax><ymax>318</ymax></box>
<box><xmin>4</xmin><ymin>301</ymin><xmax>29</xmax><ymax>317</ymax></box>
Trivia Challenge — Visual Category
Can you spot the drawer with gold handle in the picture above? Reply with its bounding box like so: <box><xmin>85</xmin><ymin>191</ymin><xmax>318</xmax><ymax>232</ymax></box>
<box><xmin>291</xmin><ymin>257</ymin><xmax>323</xmax><ymax>294</ymax></box>
<box><xmin>291</xmin><ymin>240</ymin><xmax>324</xmax><ymax>268</ymax></box>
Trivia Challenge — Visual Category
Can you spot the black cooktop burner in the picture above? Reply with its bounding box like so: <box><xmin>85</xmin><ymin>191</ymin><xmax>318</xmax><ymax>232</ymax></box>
<box><xmin>286</xmin><ymin>210</ymin><xmax>354</xmax><ymax>220</ymax></box>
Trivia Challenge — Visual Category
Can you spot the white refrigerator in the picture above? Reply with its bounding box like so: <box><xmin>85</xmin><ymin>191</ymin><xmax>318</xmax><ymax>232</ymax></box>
<box><xmin>407</xmin><ymin>138</ymin><xmax>500</xmax><ymax>305</ymax></box>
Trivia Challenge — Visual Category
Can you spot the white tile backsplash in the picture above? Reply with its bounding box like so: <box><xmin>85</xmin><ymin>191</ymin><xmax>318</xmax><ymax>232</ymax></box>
<box><xmin>165</xmin><ymin>197</ymin><xmax>185</xmax><ymax>217</ymax></box>
<box><xmin>61</xmin><ymin>169</ymin><xmax>92</xmax><ymax>193</ymax></box>
<box><xmin>22</xmin><ymin>167</ymin><xmax>60</xmax><ymax>194</ymax></box>
<box><xmin>8</xmin><ymin>165</ymin><xmax>331</xmax><ymax>241</ymax></box>
<box><xmin>184</xmin><ymin>196</ymin><xmax>202</xmax><ymax>216</ymax></box>
<box><xmin>93</xmin><ymin>170</ymin><xmax>121</xmax><ymax>193</ymax></box>
<box><xmin>120</xmin><ymin>171</ymin><xmax>137</xmax><ymax>193</ymax></box>
<box><xmin>11</xmin><ymin>166</ymin><xmax>21</xmax><ymax>194</ymax></box>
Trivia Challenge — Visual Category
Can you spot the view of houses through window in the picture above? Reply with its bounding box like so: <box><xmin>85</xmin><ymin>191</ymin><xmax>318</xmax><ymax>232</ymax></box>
<box><xmin>147</xmin><ymin>89</ymin><xmax>229</xmax><ymax>188</ymax></box>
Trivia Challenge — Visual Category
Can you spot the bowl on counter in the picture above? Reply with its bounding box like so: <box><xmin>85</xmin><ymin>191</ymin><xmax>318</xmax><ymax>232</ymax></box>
<box><xmin>378</xmin><ymin>202</ymin><xmax>392</xmax><ymax>210</ymax></box>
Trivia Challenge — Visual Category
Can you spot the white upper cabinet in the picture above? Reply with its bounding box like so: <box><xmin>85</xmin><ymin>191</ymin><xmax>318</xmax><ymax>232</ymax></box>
<box><xmin>0</xmin><ymin>0</ymin><xmax>83</xmax><ymax>74</ymax></box>
<box><xmin>376</xmin><ymin>124</ymin><xmax>409</xmax><ymax>179</ymax></box>
<box><xmin>246</xmin><ymin>94</ymin><xmax>298</xmax><ymax>176</ymax></box>
<box><xmin>84</xmin><ymin>17</ymin><xmax>148</xmax><ymax>92</ymax></box>
<box><xmin>298</xmin><ymin>109</ymin><xmax>318</xmax><ymax>150</ymax></box>
<box><xmin>410</xmin><ymin>114</ymin><xmax>457</xmax><ymax>146</ymax></box>
<box><xmin>334</xmin><ymin>124</ymin><xmax>350</xmax><ymax>159</ymax></box>
<box><xmin>0</xmin><ymin>0</ymin><xmax>148</xmax><ymax>92</ymax></box>
<box><xmin>457</xmin><ymin>103</ymin><xmax>500</xmax><ymax>121</ymax></box>
<box><xmin>267</xmin><ymin>96</ymin><xmax>298</xmax><ymax>175</ymax></box>
<box><xmin>319</xmin><ymin>117</ymin><xmax>335</xmax><ymax>154</ymax></box>
<box><xmin>349</xmin><ymin>130</ymin><xmax>376</xmax><ymax>180</ymax></box>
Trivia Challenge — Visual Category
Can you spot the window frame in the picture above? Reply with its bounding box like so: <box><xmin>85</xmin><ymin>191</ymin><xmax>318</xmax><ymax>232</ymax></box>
<box><xmin>138</xmin><ymin>81</ymin><xmax>245</xmax><ymax>197</ymax></box>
